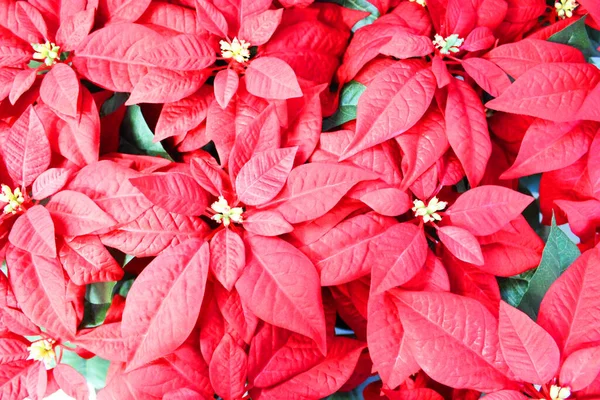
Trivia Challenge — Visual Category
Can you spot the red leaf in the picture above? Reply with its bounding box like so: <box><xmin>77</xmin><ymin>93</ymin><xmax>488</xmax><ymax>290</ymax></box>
<box><xmin>9</xmin><ymin>205</ymin><xmax>56</xmax><ymax>258</ymax></box>
<box><xmin>245</xmin><ymin>57</ymin><xmax>303</xmax><ymax>100</ymax></box>
<box><xmin>367</xmin><ymin>293</ymin><xmax>419</xmax><ymax>390</ymax></box>
<box><xmin>72</xmin><ymin>23</ymin><xmax>161</xmax><ymax>92</ymax></box>
<box><xmin>191</xmin><ymin>156</ymin><xmax>232</xmax><ymax>197</ymax></box>
<box><xmin>46</xmin><ymin>190</ymin><xmax>116</xmax><ymax>236</ymax></box>
<box><xmin>445</xmin><ymin>78</ymin><xmax>491</xmax><ymax>187</ymax></box>
<box><xmin>462</xmin><ymin>58</ymin><xmax>511</xmax><ymax>98</ymax></box>
<box><xmin>214</xmin><ymin>69</ymin><xmax>239</xmax><ymax>110</ymax></box>
<box><xmin>438</xmin><ymin>226</ymin><xmax>484</xmax><ymax>266</ymax></box>
<box><xmin>484</xmin><ymin>39</ymin><xmax>585</xmax><ymax>79</ymax></box>
<box><xmin>236</xmin><ymin>235</ymin><xmax>327</xmax><ymax>354</ymax></box>
<box><xmin>258</xmin><ymin>337</ymin><xmax>366</xmax><ymax>399</ymax></box>
<box><xmin>6</xmin><ymin>246</ymin><xmax>77</xmax><ymax>339</ymax></box>
<box><xmin>215</xmin><ymin>285</ymin><xmax>258</xmax><ymax>343</ymax></box>
<box><xmin>122</xmin><ymin>239</ymin><xmax>210</xmax><ymax>371</ymax></box>
<box><xmin>482</xmin><ymin>391</ymin><xmax>529</xmax><ymax>400</ymax></box>
<box><xmin>538</xmin><ymin>248</ymin><xmax>600</xmax><ymax>356</ymax></box>
<box><xmin>242</xmin><ymin>210</ymin><xmax>293</xmax><ymax>236</ymax></box>
<box><xmin>53</xmin><ymin>364</ymin><xmax>89</xmax><ymax>400</ymax></box>
<box><xmin>74</xmin><ymin>323</ymin><xmax>132</xmax><ymax>362</ymax></box>
<box><xmin>446</xmin><ymin>185</ymin><xmax>533</xmax><ymax>236</ymax></box>
<box><xmin>236</xmin><ymin>147</ymin><xmax>297</xmax><ymax>206</ymax></box>
<box><xmin>462</xmin><ymin>27</ymin><xmax>495</xmax><ymax>52</ymax></box>
<box><xmin>0</xmin><ymin>337</ymin><xmax>29</xmax><ymax>363</ymax></box>
<box><xmin>55</xmin><ymin>9</ymin><xmax>95</xmax><ymax>52</ymax></box>
<box><xmin>9</xmin><ymin>69</ymin><xmax>37</xmax><ymax>105</ymax></box>
<box><xmin>32</xmin><ymin>168</ymin><xmax>74</xmax><ymax>200</ymax></box>
<box><xmin>209</xmin><ymin>228</ymin><xmax>245</xmax><ymax>291</ymax></box>
<box><xmin>209</xmin><ymin>333</ymin><xmax>248</xmax><ymax>400</ymax></box>
<box><xmin>486</xmin><ymin>63</ymin><xmax>600</xmax><ymax>122</ymax></box>
<box><xmin>155</xmin><ymin>86</ymin><xmax>214</xmax><ymax>142</ymax></box>
<box><xmin>379</xmin><ymin>33</ymin><xmax>434</xmax><ymax>59</ymax></box>
<box><xmin>359</xmin><ymin>187</ymin><xmax>411</xmax><ymax>217</ymax></box>
<box><xmin>560</xmin><ymin>345</ymin><xmax>600</xmax><ymax>391</ymax></box>
<box><xmin>238</xmin><ymin>9</ymin><xmax>283</xmax><ymax>46</ymax></box>
<box><xmin>140</xmin><ymin>34</ymin><xmax>216</xmax><ymax>71</ymax></box>
<box><xmin>194</xmin><ymin>0</ymin><xmax>228</xmax><ymax>37</ymax></box>
<box><xmin>40</xmin><ymin>64</ymin><xmax>80</xmax><ymax>117</ymax></box>
<box><xmin>390</xmin><ymin>290</ymin><xmax>511</xmax><ymax>392</ymax></box>
<box><xmin>59</xmin><ymin>235</ymin><xmax>124</xmax><ymax>285</ymax></box>
<box><xmin>98</xmin><ymin>0</ymin><xmax>151</xmax><ymax>23</ymax></box>
<box><xmin>267</xmin><ymin>163</ymin><xmax>377</xmax><ymax>224</ymax></box>
<box><xmin>498</xmin><ymin>301</ymin><xmax>560</xmax><ymax>384</ymax></box>
<box><xmin>3</xmin><ymin>106</ymin><xmax>50</xmax><ymax>187</ymax></box>
<box><xmin>126</xmin><ymin>68</ymin><xmax>209</xmax><ymax>105</ymax></box>
<box><xmin>0</xmin><ymin>360</ymin><xmax>30</xmax><ymax>399</ymax></box>
<box><xmin>500</xmin><ymin>120</ymin><xmax>595</xmax><ymax>179</ymax></box>
<box><xmin>130</xmin><ymin>172</ymin><xmax>208</xmax><ymax>217</ymax></box>
<box><xmin>300</xmin><ymin>213</ymin><xmax>395</xmax><ymax>285</ymax></box>
<box><xmin>100</xmin><ymin>205</ymin><xmax>208</xmax><ymax>257</ymax></box>
<box><xmin>371</xmin><ymin>222</ymin><xmax>428</xmax><ymax>294</ymax></box>
<box><xmin>341</xmin><ymin>62</ymin><xmax>436</xmax><ymax>159</ymax></box>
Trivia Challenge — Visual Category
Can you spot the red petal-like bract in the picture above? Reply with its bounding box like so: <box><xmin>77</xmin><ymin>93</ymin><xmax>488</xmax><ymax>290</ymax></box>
<box><xmin>245</xmin><ymin>57</ymin><xmax>303</xmax><ymax>100</ymax></box>
<box><xmin>209</xmin><ymin>333</ymin><xmax>247</xmax><ymax>400</ymax></box>
<box><xmin>8</xmin><ymin>205</ymin><xmax>56</xmax><ymax>258</ymax></box>
<box><xmin>236</xmin><ymin>235</ymin><xmax>327</xmax><ymax>354</ymax></box>
<box><xmin>209</xmin><ymin>228</ymin><xmax>245</xmax><ymax>291</ymax></box>
<box><xmin>46</xmin><ymin>190</ymin><xmax>116</xmax><ymax>236</ymax></box>
<box><xmin>391</xmin><ymin>290</ymin><xmax>511</xmax><ymax>392</ymax></box>
<box><xmin>39</xmin><ymin>64</ymin><xmax>80</xmax><ymax>117</ymax></box>
<box><xmin>122</xmin><ymin>239</ymin><xmax>210</xmax><ymax>371</ymax></box>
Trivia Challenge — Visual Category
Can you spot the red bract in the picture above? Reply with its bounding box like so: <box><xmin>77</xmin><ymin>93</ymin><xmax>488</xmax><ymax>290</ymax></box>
<box><xmin>2</xmin><ymin>0</ymin><xmax>600</xmax><ymax>398</ymax></box>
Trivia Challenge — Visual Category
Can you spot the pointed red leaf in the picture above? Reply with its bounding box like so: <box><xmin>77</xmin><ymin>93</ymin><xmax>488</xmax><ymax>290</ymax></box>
<box><xmin>245</xmin><ymin>57</ymin><xmax>303</xmax><ymax>100</ymax></box>
<box><xmin>498</xmin><ymin>301</ymin><xmax>560</xmax><ymax>384</ymax></box>
<box><xmin>129</xmin><ymin>172</ymin><xmax>208</xmax><ymax>216</ymax></box>
<box><xmin>538</xmin><ymin>248</ymin><xmax>600</xmax><ymax>356</ymax></box>
<box><xmin>390</xmin><ymin>290</ymin><xmax>511</xmax><ymax>392</ymax></box>
<box><xmin>445</xmin><ymin>78</ymin><xmax>492</xmax><ymax>187</ymax></box>
<box><xmin>209</xmin><ymin>333</ymin><xmax>247</xmax><ymax>400</ymax></box>
<box><xmin>9</xmin><ymin>205</ymin><xmax>56</xmax><ymax>258</ymax></box>
<box><xmin>560</xmin><ymin>346</ymin><xmax>600</xmax><ymax>391</ymax></box>
<box><xmin>341</xmin><ymin>62</ymin><xmax>436</xmax><ymax>159</ymax></box>
<box><xmin>446</xmin><ymin>186</ymin><xmax>533</xmax><ymax>236</ymax></box>
<box><xmin>46</xmin><ymin>190</ymin><xmax>116</xmax><ymax>236</ymax></box>
<box><xmin>194</xmin><ymin>0</ymin><xmax>228</xmax><ymax>37</ymax></box>
<box><xmin>238</xmin><ymin>9</ymin><xmax>283</xmax><ymax>46</ymax></box>
<box><xmin>266</xmin><ymin>163</ymin><xmax>377</xmax><ymax>224</ymax></box>
<box><xmin>32</xmin><ymin>168</ymin><xmax>74</xmax><ymax>201</ymax></box>
<box><xmin>438</xmin><ymin>226</ymin><xmax>484</xmax><ymax>266</ymax></box>
<box><xmin>236</xmin><ymin>148</ymin><xmax>297</xmax><ymax>206</ymax></box>
<box><xmin>190</xmin><ymin>156</ymin><xmax>231</xmax><ymax>197</ymax></box>
<box><xmin>126</xmin><ymin>68</ymin><xmax>209</xmax><ymax>105</ymax></box>
<box><xmin>236</xmin><ymin>235</ymin><xmax>327</xmax><ymax>354</ymax></box>
<box><xmin>3</xmin><ymin>106</ymin><xmax>50</xmax><ymax>187</ymax></box>
<box><xmin>215</xmin><ymin>285</ymin><xmax>258</xmax><ymax>344</ymax></box>
<box><xmin>482</xmin><ymin>391</ymin><xmax>529</xmax><ymax>400</ymax></box>
<box><xmin>59</xmin><ymin>235</ymin><xmax>124</xmax><ymax>285</ymax></box>
<box><xmin>40</xmin><ymin>64</ymin><xmax>80</xmax><ymax>117</ymax></box>
<box><xmin>242</xmin><ymin>210</ymin><xmax>293</xmax><ymax>236</ymax></box>
<box><xmin>462</xmin><ymin>58</ymin><xmax>511</xmax><ymax>97</ymax></box>
<box><xmin>359</xmin><ymin>187</ymin><xmax>411</xmax><ymax>217</ymax></box>
<box><xmin>9</xmin><ymin>69</ymin><xmax>37</xmax><ymax>105</ymax></box>
<box><xmin>155</xmin><ymin>86</ymin><xmax>214</xmax><ymax>142</ymax></box>
<box><xmin>53</xmin><ymin>364</ymin><xmax>89</xmax><ymax>400</ymax></box>
<box><xmin>6</xmin><ymin>246</ymin><xmax>77</xmax><ymax>339</ymax></box>
<box><xmin>214</xmin><ymin>69</ymin><xmax>239</xmax><ymax>110</ymax></box>
<box><xmin>122</xmin><ymin>239</ymin><xmax>210</xmax><ymax>371</ymax></box>
<box><xmin>210</xmin><ymin>228</ymin><xmax>245</xmax><ymax>291</ymax></box>
<box><xmin>140</xmin><ymin>34</ymin><xmax>216</xmax><ymax>71</ymax></box>
<box><xmin>55</xmin><ymin>9</ymin><xmax>95</xmax><ymax>52</ymax></box>
<box><xmin>486</xmin><ymin>63</ymin><xmax>600</xmax><ymax>122</ymax></box>
<box><xmin>98</xmin><ymin>0</ymin><xmax>151</xmax><ymax>24</ymax></box>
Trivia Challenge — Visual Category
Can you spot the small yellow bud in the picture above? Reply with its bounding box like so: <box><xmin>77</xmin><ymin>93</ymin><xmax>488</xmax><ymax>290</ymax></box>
<box><xmin>412</xmin><ymin>196</ymin><xmax>447</xmax><ymax>223</ymax></box>
<box><xmin>550</xmin><ymin>385</ymin><xmax>571</xmax><ymax>399</ymax></box>
<box><xmin>220</xmin><ymin>37</ymin><xmax>251</xmax><ymax>63</ymax></box>
<box><xmin>27</xmin><ymin>339</ymin><xmax>57</xmax><ymax>370</ymax></box>
<box><xmin>433</xmin><ymin>34</ymin><xmax>464</xmax><ymax>55</ymax></box>
<box><xmin>211</xmin><ymin>196</ymin><xmax>244</xmax><ymax>227</ymax></box>
<box><xmin>409</xmin><ymin>0</ymin><xmax>426</xmax><ymax>6</ymax></box>
<box><xmin>31</xmin><ymin>41</ymin><xmax>61</xmax><ymax>66</ymax></box>
<box><xmin>0</xmin><ymin>184</ymin><xmax>24</xmax><ymax>215</ymax></box>
<box><xmin>555</xmin><ymin>0</ymin><xmax>579</xmax><ymax>19</ymax></box>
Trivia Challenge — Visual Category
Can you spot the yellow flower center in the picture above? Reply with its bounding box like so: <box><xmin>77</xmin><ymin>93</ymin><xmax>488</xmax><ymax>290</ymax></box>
<box><xmin>31</xmin><ymin>41</ymin><xmax>60</xmax><ymax>66</ymax></box>
<box><xmin>433</xmin><ymin>34</ymin><xmax>464</xmax><ymax>55</ymax></box>
<box><xmin>27</xmin><ymin>339</ymin><xmax>57</xmax><ymax>370</ymax></box>
<box><xmin>211</xmin><ymin>196</ymin><xmax>244</xmax><ymax>227</ymax></box>
<box><xmin>550</xmin><ymin>385</ymin><xmax>571</xmax><ymax>400</ymax></box>
<box><xmin>0</xmin><ymin>184</ymin><xmax>24</xmax><ymax>215</ymax></box>
<box><xmin>409</xmin><ymin>0</ymin><xmax>426</xmax><ymax>6</ymax></box>
<box><xmin>220</xmin><ymin>37</ymin><xmax>251</xmax><ymax>63</ymax></box>
<box><xmin>412</xmin><ymin>196</ymin><xmax>447</xmax><ymax>223</ymax></box>
<box><xmin>555</xmin><ymin>0</ymin><xmax>579</xmax><ymax>18</ymax></box>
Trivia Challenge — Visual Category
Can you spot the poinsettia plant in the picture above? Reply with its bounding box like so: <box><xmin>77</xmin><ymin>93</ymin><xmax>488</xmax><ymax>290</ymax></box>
<box><xmin>2</xmin><ymin>0</ymin><xmax>600</xmax><ymax>398</ymax></box>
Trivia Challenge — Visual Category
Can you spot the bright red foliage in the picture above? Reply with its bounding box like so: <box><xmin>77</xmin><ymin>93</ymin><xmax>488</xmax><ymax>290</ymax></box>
<box><xmin>1</xmin><ymin>0</ymin><xmax>600</xmax><ymax>399</ymax></box>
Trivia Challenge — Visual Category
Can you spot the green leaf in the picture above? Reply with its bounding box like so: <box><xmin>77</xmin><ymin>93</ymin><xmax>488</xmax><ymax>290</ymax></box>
<box><xmin>322</xmin><ymin>81</ymin><xmax>366</xmax><ymax>131</ymax></box>
<box><xmin>517</xmin><ymin>216</ymin><xmax>580</xmax><ymax>319</ymax></box>
<box><xmin>322</xmin><ymin>0</ymin><xmax>379</xmax><ymax>30</ymax></box>
<box><xmin>120</xmin><ymin>105</ymin><xmax>174</xmax><ymax>161</ymax></box>
<box><xmin>548</xmin><ymin>16</ymin><xmax>592</xmax><ymax>58</ymax></box>
<box><xmin>498</xmin><ymin>269</ymin><xmax>535</xmax><ymax>308</ymax></box>
<box><xmin>100</xmin><ymin>92</ymin><xmax>128</xmax><ymax>117</ymax></box>
<box><xmin>61</xmin><ymin>350</ymin><xmax>111</xmax><ymax>390</ymax></box>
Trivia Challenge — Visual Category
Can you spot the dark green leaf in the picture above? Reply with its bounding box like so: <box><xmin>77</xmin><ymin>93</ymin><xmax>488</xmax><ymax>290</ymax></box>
<box><xmin>322</xmin><ymin>81</ymin><xmax>366</xmax><ymax>131</ymax></box>
<box><xmin>498</xmin><ymin>269</ymin><xmax>535</xmax><ymax>308</ymax></box>
<box><xmin>100</xmin><ymin>92</ymin><xmax>128</xmax><ymax>117</ymax></box>
<box><xmin>322</xmin><ymin>0</ymin><xmax>379</xmax><ymax>30</ymax></box>
<box><xmin>517</xmin><ymin>216</ymin><xmax>580</xmax><ymax>319</ymax></box>
<box><xmin>120</xmin><ymin>105</ymin><xmax>173</xmax><ymax>161</ymax></box>
<box><xmin>548</xmin><ymin>16</ymin><xmax>592</xmax><ymax>58</ymax></box>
